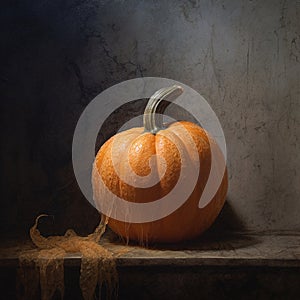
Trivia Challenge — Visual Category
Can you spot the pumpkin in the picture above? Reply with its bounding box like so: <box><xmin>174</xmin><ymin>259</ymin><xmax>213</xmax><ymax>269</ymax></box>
<box><xmin>92</xmin><ymin>85</ymin><xmax>228</xmax><ymax>243</ymax></box>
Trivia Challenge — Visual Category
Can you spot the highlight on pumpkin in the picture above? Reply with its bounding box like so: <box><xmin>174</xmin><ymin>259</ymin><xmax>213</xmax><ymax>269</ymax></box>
<box><xmin>92</xmin><ymin>85</ymin><xmax>228</xmax><ymax>244</ymax></box>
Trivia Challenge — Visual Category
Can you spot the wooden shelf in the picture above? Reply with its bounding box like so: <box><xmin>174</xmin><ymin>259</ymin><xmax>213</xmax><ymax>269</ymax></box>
<box><xmin>1</xmin><ymin>232</ymin><xmax>300</xmax><ymax>268</ymax></box>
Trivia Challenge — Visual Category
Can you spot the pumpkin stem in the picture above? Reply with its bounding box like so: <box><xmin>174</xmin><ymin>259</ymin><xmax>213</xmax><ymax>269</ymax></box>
<box><xmin>143</xmin><ymin>85</ymin><xmax>183</xmax><ymax>134</ymax></box>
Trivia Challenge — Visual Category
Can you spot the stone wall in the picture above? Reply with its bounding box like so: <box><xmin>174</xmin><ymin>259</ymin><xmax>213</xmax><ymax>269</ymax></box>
<box><xmin>1</xmin><ymin>0</ymin><xmax>299</xmax><ymax>236</ymax></box>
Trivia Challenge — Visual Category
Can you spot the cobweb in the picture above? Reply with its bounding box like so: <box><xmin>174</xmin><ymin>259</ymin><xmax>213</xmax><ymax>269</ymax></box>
<box><xmin>17</xmin><ymin>214</ymin><xmax>119</xmax><ymax>300</ymax></box>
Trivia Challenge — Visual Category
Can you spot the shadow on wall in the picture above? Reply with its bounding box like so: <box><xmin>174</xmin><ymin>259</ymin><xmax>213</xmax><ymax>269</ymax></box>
<box><xmin>210</xmin><ymin>199</ymin><xmax>246</xmax><ymax>234</ymax></box>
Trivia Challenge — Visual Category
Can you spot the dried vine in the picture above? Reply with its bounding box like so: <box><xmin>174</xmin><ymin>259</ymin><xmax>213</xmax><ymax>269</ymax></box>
<box><xmin>17</xmin><ymin>214</ymin><xmax>118</xmax><ymax>300</ymax></box>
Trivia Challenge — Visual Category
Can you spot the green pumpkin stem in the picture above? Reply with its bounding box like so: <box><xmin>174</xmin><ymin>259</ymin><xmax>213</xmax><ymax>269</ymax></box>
<box><xmin>143</xmin><ymin>85</ymin><xmax>183</xmax><ymax>134</ymax></box>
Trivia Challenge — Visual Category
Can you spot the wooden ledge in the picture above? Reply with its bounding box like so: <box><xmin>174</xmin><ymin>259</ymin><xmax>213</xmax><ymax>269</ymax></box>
<box><xmin>1</xmin><ymin>232</ymin><xmax>300</xmax><ymax>268</ymax></box>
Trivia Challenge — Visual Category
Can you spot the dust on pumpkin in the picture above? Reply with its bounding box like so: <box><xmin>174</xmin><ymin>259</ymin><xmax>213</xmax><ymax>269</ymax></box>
<box><xmin>17</xmin><ymin>214</ymin><xmax>124</xmax><ymax>300</ymax></box>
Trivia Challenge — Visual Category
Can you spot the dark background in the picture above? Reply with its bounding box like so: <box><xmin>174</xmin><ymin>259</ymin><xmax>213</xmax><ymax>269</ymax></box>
<box><xmin>1</xmin><ymin>0</ymin><xmax>300</xmax><ymax>238</ymax></box>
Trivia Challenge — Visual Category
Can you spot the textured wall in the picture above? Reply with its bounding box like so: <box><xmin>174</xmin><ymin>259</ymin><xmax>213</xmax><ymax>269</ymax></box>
<box><xmin>1</xmin><ymin>0</ymin><xmax>299</xmax><ymax>236</ymax></box>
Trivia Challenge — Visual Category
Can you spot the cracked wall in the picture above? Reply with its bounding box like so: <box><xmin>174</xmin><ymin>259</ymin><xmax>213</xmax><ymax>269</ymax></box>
<box><xmin>1</xmin><ymin>0</ymin><xmax>300</xmax><ymax>235</ymax></box>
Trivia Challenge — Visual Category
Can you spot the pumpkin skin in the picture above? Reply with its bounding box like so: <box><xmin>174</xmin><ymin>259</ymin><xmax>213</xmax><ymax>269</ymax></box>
<box><xmin>92</xmin><ymin>120</ymin><xmax>228</xmax><ymax>244</ymax></box>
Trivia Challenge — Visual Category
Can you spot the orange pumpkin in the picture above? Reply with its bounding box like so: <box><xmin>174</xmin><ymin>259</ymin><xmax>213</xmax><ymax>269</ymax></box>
<box><xmin>92</xmin><ymin>86</ymin><xmax>228</xmax><ymax>243</ymax></box>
